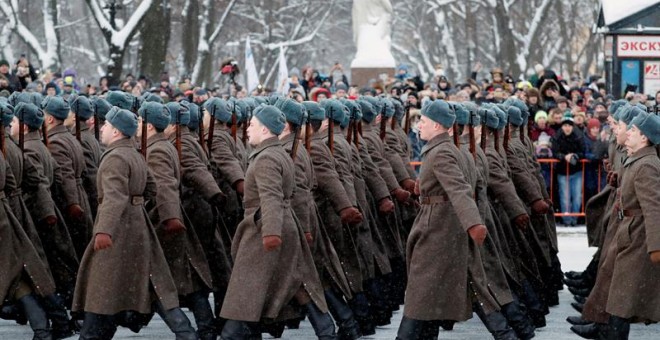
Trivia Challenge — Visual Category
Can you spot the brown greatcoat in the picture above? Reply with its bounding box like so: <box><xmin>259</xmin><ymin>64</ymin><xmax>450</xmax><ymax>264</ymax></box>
<box><xmin>281</xmin><ymin>132</ymin><xmax>352</xmax><ymax>298</ymax></box>
<box><xmin>177</xmin><ymin>127</ymin><xmax>232</xmax><ymax>292</ymax></box>
<box><xmin>78</xmin><ymin>125</ymin><xmax>101</xmax><ymax>219</ymax></box>
<box><xmin>0</xmin><ymin>153</ymin><xmax>57</xmax><ymax>301</ymax></box>
<box><xmin>72</xmin><ymin>138</ymin><xmax>179</xmax><ymax>315</ymax></box>
<box><xmin>403</xmin><ymin>132</ymin><xmax>482</xmax><ymax>321</ymax></box>
<box><xmin>606</xmin><ymin>146</ymin><xmax>660</xmax><ymax>322</ymax></box>
<box><xmin>146</xmin><ymin>133</ymin><xmax>213</xmax><ymax>296</ymax></box>
<box><xmin>311</xmin><ymin>131</ymin><xmax>363</xmax><ymax>294</ymax></box>
<box><xmin>22</xmin><ymin>131</ymin><xmax>79</xmax><ymax>296</ymax></box>
<box><xmin>220</xmin><ymin>137</ymin><xmax>327</xmax><ymax>322</ymax></box>
<box><xmin>48</xmin><ymin>124</ymin><xmax>94</xmax><ymax>259</ymax></box>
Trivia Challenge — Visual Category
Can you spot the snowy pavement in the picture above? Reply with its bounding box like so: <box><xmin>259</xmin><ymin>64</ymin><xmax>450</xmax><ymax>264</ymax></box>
<box><xmin>2</xmin><ymin>227</ymin><xmax>660</xmax><ymax>339</ymax></box>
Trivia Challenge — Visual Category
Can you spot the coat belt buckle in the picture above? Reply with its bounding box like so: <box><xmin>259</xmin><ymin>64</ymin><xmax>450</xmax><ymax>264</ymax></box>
<box><xmin>617</xmin><ymin>210</ymin><xmax>624</xmax><ymax>221</ymax></box>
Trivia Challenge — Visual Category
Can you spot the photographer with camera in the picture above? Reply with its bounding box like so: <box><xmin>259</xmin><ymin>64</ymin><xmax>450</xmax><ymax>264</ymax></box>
<box><xmin>551</xmin><ymin>113</ymin><xmax>586</xmax><ymax>226</ymax></box>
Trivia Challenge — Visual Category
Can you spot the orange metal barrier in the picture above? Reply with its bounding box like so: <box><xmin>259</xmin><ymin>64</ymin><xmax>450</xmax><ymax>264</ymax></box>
<box><xmin>409</xmin><ymin>159</ymin><xmax>605</xmax><ymax>219</ymax></box>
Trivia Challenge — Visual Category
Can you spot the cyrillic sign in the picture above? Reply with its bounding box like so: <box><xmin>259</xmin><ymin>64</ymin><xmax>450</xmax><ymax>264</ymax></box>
<box><xmin>617</xmin><ymin>35</ymin><xmax>660</xmax><ymax>58</ymax></box>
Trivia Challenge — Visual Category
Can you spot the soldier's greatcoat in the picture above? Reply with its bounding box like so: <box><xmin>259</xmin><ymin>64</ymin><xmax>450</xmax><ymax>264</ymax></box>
<box><xmin>146</xmin><ymin>133</ymin><xmax>212</xmax><ymax>296</ymax></box>
<box><xmin>403</xmin><ymin>133</ymin><xmax>482</xmax><ymax>321</ymax></box>
<box><xmin>72</xmin><ymin>138</ymin><xmax>179</xmax><ymax>315</ymax></box>
<box><xmin>221</xmin><ymin>137</ymin><xmax>327</xmax><ymax>322</ymax></box>
<box><xmin>48</xmin><ymin>124</ymin><xmax>94</xmax><ymax>259</ymax></box>
<box><xmin>606</xmin><ymin>146</ymin><xmax>660</xmax><ymax>322</ymax></box>
<box><xmin>79</xmin><ymin>126</ymin><xmax>101</xmax><ymax>218</ymax></box>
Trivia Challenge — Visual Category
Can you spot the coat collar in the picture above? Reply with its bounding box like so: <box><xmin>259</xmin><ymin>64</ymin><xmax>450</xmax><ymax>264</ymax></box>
<box><xmin>280</xmin><ymin>132</ymin><xmax>296</xmax><ymax>146</ymax></box>
<box><xmin>147</xmin><ymin>132</ymin><xmax>168</xmax><ymax>147</ymax></box>
<box><xmin>101</xmin><ymin>138</ymin><xmax>136</xmax><ymax>160</ymax></box>
<box><xmin>624</xmin><ymin>146</ymin><xmax>657</xmax><ymax>168</ymax></box>
<box><xmin>421</xmin><ymin>132</ymin><xmax>450</xmax><ymax>157</ymax></box>
<box><xmin>24</xmin><ymin>130</ymin><xmax>42</xmax><ymax>142</ymax></box>
<box><xmin>249</xmin><ymin>136</ymin><xmax>281</xmax><ymax>160</ymax></box>
<box><xmin>47</xmin><ymin>124</ymin><xmax>68</xmax><ymax>137</ymax></box>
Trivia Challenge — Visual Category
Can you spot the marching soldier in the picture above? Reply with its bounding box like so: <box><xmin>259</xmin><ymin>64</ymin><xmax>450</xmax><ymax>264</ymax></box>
<box><xmin>396</xmin><ymin>100</ymin><xmax>488</xmax><ymax>339</ymax></box>
<box><xmin>70</xmin><ymin>95</ymin><xmax>102</xmax><ymax>219</ymax></box>
<box><xmin>73</xmin><ymin>107</ymin><xmax>197</xmax><ymax>339</ymax></box>
<box><xmin>139</xmin><ymin>101</ymin><xmax>216</xmax><ymax>339</ymax></box>
<box><xmin>42</xmin><ymin>96</ymin><xmax>94</xmax><ymax>260</ymax></box>
<box><xmin>220</xmin><ymin>105</ymin><xmax>336</xmax><ymax>339</ymax></box>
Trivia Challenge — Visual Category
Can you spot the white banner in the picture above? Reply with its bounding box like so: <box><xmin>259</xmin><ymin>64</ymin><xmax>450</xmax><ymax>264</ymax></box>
<box><xmin>277</xmin><ymin>47</ymin><xmax>290</xmax><ymax>95</ymax></box>
<box><xmin>617</xmin><ymin>35</ymin><xmax>660</xmax><ymax>58</ymax></box>
<box><xmin>245</xmin><ymin>36</ymin><xmax>259</xmax><ymax>93</ymax></box>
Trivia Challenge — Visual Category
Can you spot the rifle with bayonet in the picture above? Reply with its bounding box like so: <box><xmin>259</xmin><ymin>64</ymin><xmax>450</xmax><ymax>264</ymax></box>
<box><xmin>468</xmin><ymin>110</ymin><xmax>476</xmax><ymax>161</ymax></box>
<box><xmin>141</xmin><ymin>108</ymin><xmax>148</xmax><ymax>159</ymax></box>
<box><xmin>75</xmin><ymin>99</ymin><xmax>81</xmax><ymax>143</ymax></box>
<box><xmin>290</xmin><ymin>107</ymin><xmax>306</xmax><ymax>161</ymax></box>
<box><xmin>379</xmin><ymin>104</ymin><xmax>387</xmax><ymax>141</ymax></box>
<box><xmin>231</xmin><ymin>102</ymin><xmax>237</xmax><ymax>143</ymax></box>
<box><xmin>403</xmin><ymin>101</ymin><xmax>411</xmax><ymax>134</ymax></box>
<box><xmin>327</xmin><ymin>106</ymin><xmax>335</xmax><ymax>156</ymax></box>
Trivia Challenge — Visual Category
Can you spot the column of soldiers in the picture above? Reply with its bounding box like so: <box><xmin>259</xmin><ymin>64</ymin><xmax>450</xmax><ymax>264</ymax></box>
<box><xmin>3</xmin><ymin>86</ymin><xmax>655</xmax><ymax>340</ymax></box>
<box><xmin>564</xmin><ymin>100</ymin><xmax>660</xmax><ymax>340</ymax></box>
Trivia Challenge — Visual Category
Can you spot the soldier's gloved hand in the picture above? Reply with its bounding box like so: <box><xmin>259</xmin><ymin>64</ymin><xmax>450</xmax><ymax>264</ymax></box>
<box><xmin>94</xmin><ymin>233</ymin><xmax>113</xmax><ymax>251</ymax></box>
<box><xmin>544</xmin><ymin>198</ymin><xmax>553</xmax><ymax>208</ymax></box>
<box><xmin>650</xmin><ymin>251</ymin><xmax>660</xmax><ymax>264</ymax></box>
<box><xmin>208</xmin><ymin>192</ymin><xmax>227</xmax><ymax>209</ymax></box>
<box><xmin>304</xmin><ymin>232</ymin><xmax>313</xmax><ymax>246</ymax></box>
<box><xmin>263</xmin><ymin>235</ymin><xmax>282</xmax><ymax>251</ymax></box>
<box><xmin>467</xmin><ymin>224</ymin><xmax>488</xmax><ymax>246</ymax></box>
<box><xmin>39</xmin><ymin>215</ymin><xmax>58</xmax><ymax>228</ymax></box>
<box><xmin>391</xmin><ymin>188</ymin><xmax>411</xmax><ymax>204</ymax></box>
<box><xmin>66</xmin><ymin>204</ymin><xmax>85</xmax><ymax>222</ymax></box>
<box><xmin>340</xmin><ymin>207</ymin><xmax>363</xmax><ymax>225</ymax></box>
<box><xmin>234</xmin><ymin>180</ymin><xmax>245</xmax><ymax>196</ymax></box>
<box><xmin>607</xmin><ymin>171</ymin><xmax>618</xmax><ymax>188</ymax></box>
<box><xmin>162</xmin><ymin>218</ymin><xmax>186</xmax><ymax>235</ymax></box>
<box><xmin>378</xmin><ymin>197</ymin><xmax>395</xmax><ymax>215</ymax></box>
<box><xmin>414</xmin><ymin>179</ymin><xmax>420</xmax><ymax>196</ymax></box>
<box><xmin>513</xmin><ymin>214</ymin><xmax>530</xmax><ymax>230</ymax></box>
<box><xmin>530</xmin><ymin>199</ymin><xmax>549</xmax><ymax>215</ymax></box>
<box><xmin>400</xmin><ymin>178</ymin><xmax>416</xmax><ymax>194</ymax></box>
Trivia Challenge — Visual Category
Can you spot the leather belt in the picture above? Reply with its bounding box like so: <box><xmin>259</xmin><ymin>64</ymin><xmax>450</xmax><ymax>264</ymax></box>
<box><xmin>419</xmin><ymin>195</ymin><xmax>449</xmax><ymax>205</ymax></box>
<box><xmin>98</xmin><ymin>195</ymin><xmax>144</xmax><ymax>206</ymax></box>
<box><xmin>618</xmin><ymin>208</ymin><xmax>643</xmax><ymax>220</ymax></box>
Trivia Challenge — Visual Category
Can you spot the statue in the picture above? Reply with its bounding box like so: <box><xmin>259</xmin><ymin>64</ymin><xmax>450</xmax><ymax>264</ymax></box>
<box><xmin>351</xmin><ymin>0</ymin><xmax>396</xmax><ymax>68</ymax></box>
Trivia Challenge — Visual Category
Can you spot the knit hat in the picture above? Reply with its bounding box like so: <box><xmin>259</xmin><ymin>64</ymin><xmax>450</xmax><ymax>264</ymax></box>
<box><xmin>204</xmin><ymin>97</ymin><xmax>233</xmax><ymax>123</ymax></box>
<box><xmin>586</xmin><ymin>118</ymin><xmax>601</xmax><ymax>131</ymax></box>
<box><xmin>320</xmin><ymin>99</ymin><xmax>348</xmax><ymax>124</ymax></box>
<box><xmin>186</xmin><ymin>102</ymin><xmax>200</xmax><ymax>130</ymax></box>
<box><xmin>106</xmin><ymin>91</ymin><xmax>135</xmax><ymax>110</ymax></box>
<box><xmin>14</xmin><ymin>102</ymin><xmax>44</xmax><ymax>129</ymax></box>
<box><xmin>0</xmin><ymin>59</ymin><xmax>8</xmax><ymax>67</ymax></box>
<box><xmin>534</xmin><ymin>111</ymin><xmax>548</xmax><ymax>123</ymax></box>
<box><xmin>630</xmin><ymin>112</ymin><xmax>660</xmax><ymax>145</ymax></box>
<box><xmin>105</xmin><ymin>107</ymin><xmax>138</xmax><ymax>137</ymax></box>
<box><xmin>274</xmin><ymin>98</ymin><xmax>306</xmax><ymax>126</ymax></box>
<box><xmin>93</xmin><ymin>98</ymin><xmax>113</xmax><ymax>122</ymax></box>
<box><xmin>561</xmin><ymin>113</ymin><xmax>574</xmax><ymax>126</ymax></box>
<box><xmin>41</xmin><ymin>96</ymin><xmax>71</xmax><ymax>120</ymax></box>
<box><xmin>254</xmin><ymin>104</ymin><xmax>286</xmax><ymax>135</ymax></box>
<box><xmin>421</xmin><ymin>100</ymin><xmax>455</xmax><ymax>128</ymax></box>
<box><xmin>0</xmin><ymin>102</ymin><xmax>13</xmax><ymax>126</ymax></box>
<box><xmin>70</xmin><ymin>96</ymin><xmax>95</xmax><ymax>120</ymax></box>
<box><xmin>478</xmin><ymin>107</ymin><xmax>499</xmax><ymax>129</ymax></box>
<box><xmin>166</xmin><ymin>101</ymin><xmax>191</xmax><ymax>126</ymax></box>
<box><xmin>139</xmin><ymin>102</ymin><xmax>171</xmax><ymax>130</ymax></box>
<box><xmin>506</xmin><ymin>106</ymin><xmax>524</xmax><ymax>127</ymax></box>
<box><xmin>357</xmin><ymin>99</ymin><xmax>376</xmax><ymax>123</ymax></box>
<box><xmin>302</xmin><ymin>101</ymin><xmax>325</xmax><ymax>121</ymax></box>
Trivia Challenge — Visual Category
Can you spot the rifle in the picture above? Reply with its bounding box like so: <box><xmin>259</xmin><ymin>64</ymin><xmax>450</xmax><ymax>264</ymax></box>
<box><xmin>290</xmin><ymin>110</ymin><xmax>306</xmax><ymax>161</ymax></box>
<box><xmin>403</xmin><ymin>101</ymin><xmax>411</xmax><ymax>134</ymax></box>
<box><xmin>242</xmin><ymin>108</ymin><xmax>250</xmax><ymax>146</ymax></box>
<box><xmin>327</xmin><ymin>106</ymin><xmax>335</xmax><ymax>156</ymax></box>
<box><xmin>141</xmin><ymin>108</ymin><xmax>148</xmax><ymax>159</ymax></box>
<box><xmin>42</xmin><ymin>124</ymin><xmax>49</xmax><ymax>147</ymax></box>
<box><xmin>0</xmin><ymin>108</ymin><xmax>5</xmax><ymax>157</ymax></box>
<box><xmin>379</xmin><ymin>106</ymin><xmax>387</xmax><ymax>141</ymax></box>
<box><xmin>480</xmin><ymin>111</ymin><xmax>487</xmax><ymax>152</ymax></box>
<box><xmin>494</xmin><ymin>129</ymin><xmax>500</xmax><ymax>153</ymax></box>
<box><xmin>305</xmin><ymin>115</ymin><xmax>312</xmax><ymax>153</ymax></box>
<box><xmin>503</xmin><ymin>117</ymin><xmax>510</xmax><ymax>151</ymax></box>
<box><xmin>352</xmin><ymin>111</ymin><xmax>359</xmax><ymax>150</ymax></box>
<box><xmin>175</xmin><ymin>107</ymin><xmax>182</xmax><ymax>163</ymax></box>
<box><xmin>207</xmin><ymin>105</ymin><xmax>216</xmax><ymax>157</ymax></box>
<box><xmin>468</xmin><ymin>112</ymin><xmax>476</xmax><ymax>161</ymax></box>
<box><xmin>519</xmin><ymin>124</ymin><xmax>525</xmax><ymax>143</ymax></box>
<box><xmin>231</xmin><ymin>102</ymin><xmax>237</xmax><ymax>143</ymax></box>
<box><xmin>75</xmin><ymin>100</ymin><xmax>81</xmax><ymax>142</ymax></box>
<box><xmin>94</xmin><ymin>109</ymin><xmax>100</xmax><ymax>141</ymax></box>
<box><xmin>199</xmin><ymin>113</ymin><xmax>205</xmax><ymax>151</ymax></box>
<box><xmin>452</xmin><ymin>122</ymin><xmax>460</xmax><ymax>147</ymax></box>
<box><xmin>18</xmin><ymin>108</ymin><xmax>25</xmax><ymax>153</ymax></box>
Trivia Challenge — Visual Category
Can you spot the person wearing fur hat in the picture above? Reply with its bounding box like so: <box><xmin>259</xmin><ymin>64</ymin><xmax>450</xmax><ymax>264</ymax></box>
<box><xmin>220</xmin><ymin>105</ymin><xmax>336</xmax><ymax>339</ymax></box>
<box><xmin>73</xmin><ymin>107</ymin><xmax>198</xmax><ymax>339</ymax></box>
<box><xmin>42</xmin><ymin>96</ymin><xmax>94</xmax><ymax>260</ymax></box>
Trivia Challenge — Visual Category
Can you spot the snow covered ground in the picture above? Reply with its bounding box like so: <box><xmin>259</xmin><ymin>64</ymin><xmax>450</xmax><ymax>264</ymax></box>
<box><xmin>2</xmin><ymin>226</ymin><xmax>660</xmax><ymax>339</ymax></box>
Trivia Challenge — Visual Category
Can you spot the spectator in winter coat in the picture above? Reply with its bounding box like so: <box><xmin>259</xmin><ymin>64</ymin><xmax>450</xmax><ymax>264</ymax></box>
<box><xmin>583</xmin><ymin>118</ymin><xmax>608</xmax><ymax>200</ymax></box>
<box><xmin>548</xmin><ymin>108</ymin><xmax>565</xmax><ymax>133</ymax></box>
<box><xmin>526</xmin><ymin>88</ymin><xmax>542</xmax><ymax>116</ymax></box>
<box><xmin>530</xmin><ymin>110</ymin><xmax>555</xmax><ymax>142</ymax></box>
<box><xmin>0</xmin><ymin>59</ymin><xmax>19</xmax><ymax>92</ymax></box>
<box><xmin>551</xmin><ymin>114</ymin><xmax>586</xmax><ymax>226</ymax></box>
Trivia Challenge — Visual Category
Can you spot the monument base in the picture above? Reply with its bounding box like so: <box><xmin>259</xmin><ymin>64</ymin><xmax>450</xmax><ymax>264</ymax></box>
<box><xmin>351</xmin><ymin>67</ymin><xmax>395</xmax><ymax>88</ymax></box>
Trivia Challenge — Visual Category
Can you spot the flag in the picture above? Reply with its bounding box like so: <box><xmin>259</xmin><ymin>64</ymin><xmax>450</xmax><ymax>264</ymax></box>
<box><xmin>245</xmin><ymin>36</ymin><xmax>259</xmax><ymax>93</ymax></box>
<box><xmin>277</xmin><ymin>47</ymin><xmax>290</xmax><ymax>95</ymax></box>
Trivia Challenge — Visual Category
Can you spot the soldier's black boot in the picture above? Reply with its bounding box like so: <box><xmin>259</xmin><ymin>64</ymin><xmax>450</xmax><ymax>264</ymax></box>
<box><xmin>155</xmin><ymin>302</ymin><xmax>198</xmax><ymax>340</ymax></box>
<box><xmin>212</xmin><ymin>287</ymin><xmax>228</xmax><ymax>334</ymax></box>
<box><xmin>0</xmin><ymin>301</ymin><xmax>28</xmax><ymax>325</ymax></box>
<box><xmin>79</xmin><ymin>312</ymin><xmax>117</xmax><ymax>340</ymax></box>
<box><xmin>221</xmin><ymin>320</ymin><xmax>262</xmax><ymax>340</ymax></box>
<box><xmin>324</xmin><ymin>290</ymin><xmax>361</xmax><ymax>340</ymax></box>
<box><xmin>419</xmin><ymin>320</ymin><xmax>440</xmax><ymax>340</ymax></box>
<box><xmin>475</xmin><ymin>304</ymin><xmax>518</xmax><ymax>340</ymax></box>
<box><xmin>395</xmin><ymin>316</ymin><xmax>425</xmax><ymax>340</ymax></box>
<box><xmin>304</xmin><ymin>302</ymin><xmax>338</xmax><ymax>340</ymax></box>
<box><xmin>438</xmin><ymin>320</ymin><xmax>455</xmax><ymax>331</ymax></box>
<box><xmin>188</xmin><ymin>290</ymin><xmax>217</xmax><ymax>340</ymax></box>
<box><xmin>18</xmin><ymin>294</ymin><xmax>52</xmax><ymax>340</ymax></box>
<box><xmin>501</xmin><ymin>296</ymin><xmax>535</xmax><ymax>340</ymax></box>
<box><xmin>41</xmin><ymin>294</ymin><xmax>76</xmax><ymax>339</ymax></box>
<box><xmin>604</xmin><ymin>316</ymin><xmax>629</xmax><ymax>340</ymax></box>
<box><xmin>366</xmin><ymin>276</ymin><xmax>391</xmax><ymax>326</ymax></box>
<box><xmin>348</xmin><ymin>291</ymin><xmax>375</xmax><ymax>336</ymax></box>
<box><xmin>520</xmin><ymin>280</ymin><xmax>547</xmax><ymax>328</ymax></box>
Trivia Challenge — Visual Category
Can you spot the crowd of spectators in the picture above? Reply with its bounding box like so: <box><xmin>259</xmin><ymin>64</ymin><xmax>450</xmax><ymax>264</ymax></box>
<box><xmin>2</xmin><ymin>55</ymin><xmax>659</xmax><ymax>225</ymax></box>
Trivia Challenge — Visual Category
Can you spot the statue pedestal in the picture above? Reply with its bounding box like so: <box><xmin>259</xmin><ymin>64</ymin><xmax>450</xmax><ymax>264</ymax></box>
<box><xmin>351</xmin><ymin>67</ymin><xmax>395</xmax><ymax>88</ymax></box>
